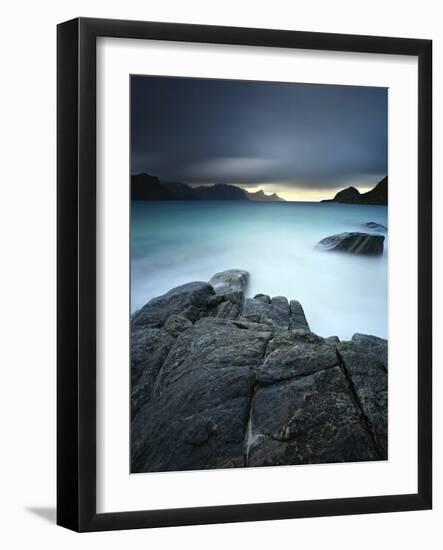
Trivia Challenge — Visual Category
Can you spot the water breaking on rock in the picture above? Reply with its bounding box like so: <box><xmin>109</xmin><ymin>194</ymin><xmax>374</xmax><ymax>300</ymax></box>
<box><xmin>130</xmin><ymin>269</ymin><xmax>387</xmax><ymax>473</ymax></box>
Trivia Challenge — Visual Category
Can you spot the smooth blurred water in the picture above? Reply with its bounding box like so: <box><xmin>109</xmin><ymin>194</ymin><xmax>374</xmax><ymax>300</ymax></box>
<box><xmin>131</xmin><ymin>201</ymin><xmax>387</xmax><ymax>340</ymax></box>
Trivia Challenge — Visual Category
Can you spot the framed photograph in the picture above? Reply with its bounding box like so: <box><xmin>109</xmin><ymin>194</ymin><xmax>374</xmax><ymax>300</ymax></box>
<box><xmin>57</xmin><ymin>17</ymin><xmax>432</xmax><ymax>532</ymax></box>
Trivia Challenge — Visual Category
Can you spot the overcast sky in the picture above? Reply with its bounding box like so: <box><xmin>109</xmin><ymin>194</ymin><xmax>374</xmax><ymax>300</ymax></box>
<box><xmin>131</xmin><ymin>75</ymin><xmax>387</xmax><ymax>201</ymax></box>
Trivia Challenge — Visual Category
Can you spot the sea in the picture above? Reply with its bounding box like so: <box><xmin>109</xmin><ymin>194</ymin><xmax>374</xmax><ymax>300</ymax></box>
<box><xmin>131</xmin><ymin>201</ymin><xmax>388</xmax><ymax>341</ymax></box>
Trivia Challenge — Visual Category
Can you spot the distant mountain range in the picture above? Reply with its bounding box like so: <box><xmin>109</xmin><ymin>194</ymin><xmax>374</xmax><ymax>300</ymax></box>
<box><xmin>131</xmin><ymin>174</ymin><xmax>284</xmax><ymax>202</ymax></box>
<box><xmin>246</xmin><ymin>189</ymin><xmax>283</xmax><ymax>202</ymax></box>
<box><xmin>322</xmin><ymin>176</ymin><xmax>387</xmax><ymax>205</ymax></box>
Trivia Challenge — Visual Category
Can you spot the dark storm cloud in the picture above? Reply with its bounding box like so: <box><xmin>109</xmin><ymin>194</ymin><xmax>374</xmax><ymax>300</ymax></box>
<box><xmin>131</xmin><ymin>76</ymin><xmax>387</xmax><ymax>190</ymax></box>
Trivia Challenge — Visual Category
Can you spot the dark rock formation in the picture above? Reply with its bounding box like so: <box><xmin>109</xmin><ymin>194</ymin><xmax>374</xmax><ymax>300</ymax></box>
<box><xmin>243</xmin><ymin>295</ymin><xmax>290</xmax><ymax>330</ymax></box>
<box><xmin>323</xmin><ymin>176</ymin><xmax>388</xmax><ymax>205</ymax></box>
<box><xmin>289</xmin><ymin>300</ymin><xmax>310</xmax><ymax>330</ymax></box>
<box><xmin>131</xmin><ymin>270</ymin><xmax>388</xmax><ymax>472</ymax></box>
<box><xmin>207</xmin><ymin>269</ymin><xmax>249</xmax><ymax>319</ymax></box>
<box><xmin>163</xmin><ymin>314</ymin><xmax>193</xmax><ymax>338</ymax></box>
<box><xmin>131</xmin><ymin>281</ymin><xmax>215</xmax><ymax>328</ymax></box>
<box><xmin>248</xmin><ymin>367</ymin><xmax>380</xmax><ymax>467</ymax></box>
<box><xmin>131</xmin><ymin>317</ymin><xmax>271</xmax><ymax>472</ymax></box>
<box><xmin>316</xmin><ymin>232</ymin><xmax>385</xmax><ymax>255</ymax></box>
<box><xmin>337</xmin><ymin>334</ymin><xmax>388</xmax><ymax>456</ymax></box>
<box><xmin>209</xmin><ymin>269</ymin><xmax>249</xmax><ymax>297</ymax></box>
<box><xmin>362</xmin><ymin>222</ymin><xmax>387</xmax><ymax>233</ymax></box>
<box><xmin>131</xmin><ymin>327</ymin><xmax>175</xmax><ymax>419</ymax></box>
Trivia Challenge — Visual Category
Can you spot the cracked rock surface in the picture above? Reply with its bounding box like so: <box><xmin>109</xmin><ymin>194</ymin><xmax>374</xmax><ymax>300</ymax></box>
<box><xmin>131</xmin><ymin>270</ymin><xmax>388</xmax><ymax>472</ymax></box>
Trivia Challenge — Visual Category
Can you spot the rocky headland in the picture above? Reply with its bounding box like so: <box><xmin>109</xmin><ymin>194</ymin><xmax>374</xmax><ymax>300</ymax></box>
<box><xmin>322</xmin><ymin>176</ymin><xmax>388</xmax><ymax>205</ymax></box>
<box><xmin>131</xmin><ymin>269</ymin><xmax>388</xmax><ymax>473</ymax></box>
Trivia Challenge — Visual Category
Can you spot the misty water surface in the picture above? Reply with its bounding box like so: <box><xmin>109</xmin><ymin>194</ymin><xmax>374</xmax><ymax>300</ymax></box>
<box><xmin>131</xmin><ymin>201</ymin><xmax>387</xmax><ymax>340</ymax></box>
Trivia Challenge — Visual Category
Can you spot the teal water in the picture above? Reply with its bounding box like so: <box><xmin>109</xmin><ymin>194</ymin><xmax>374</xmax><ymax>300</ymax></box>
<box><xmin>131</xmin><ymin>201</ymin><xmax>388</xmax><ymax>340</ymax></box>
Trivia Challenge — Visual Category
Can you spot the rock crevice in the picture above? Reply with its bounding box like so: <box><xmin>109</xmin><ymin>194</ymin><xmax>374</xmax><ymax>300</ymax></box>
<box><xmin>336</xmin><ymin>349</ymin><xmax>384</xmax><ymax>458</ymax></box>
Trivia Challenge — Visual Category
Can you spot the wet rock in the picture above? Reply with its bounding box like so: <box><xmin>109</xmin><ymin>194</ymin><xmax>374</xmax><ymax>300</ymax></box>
<box><xmin>337</xmin><ymin>335</ymin><xmax>388</xmax><ymax>457</ymax></box>
<box><xmin>362</xmin><ymin>222</ymin><xmax>387</xmax><ymax>233</ymax></box>
<box><xmin>154</xmin><ymin>318</ymin><xmax>271</xmax><ymax>394</ymax></box>
<box><xmin>265</xmin><ymin>329</ymin><xmax>324</xmax><ymax>356</ymax></box>
<box><xmin>254</xmin><ymin>294</ymin><xmax>271</xmax><ymax>303</ymax></box>
<box><xmin>131</xmin><ymin>281</ymin><xmax>215</xmax><ymax>328</ymax></box>
<box><xmin>233</xmin><ymin>319</ymin><xmax>276</xmax><ymax>333</ymax></box>
<box><xmin>206</xmin><ymin>269</ymin><xmax>250</xmax><ymax>320</ymax></box>
<box><xmin>206</xmin><ymin>294</ymin><xmax>225</xmax><ymax>308</ymax></box>
<box><xmin>209</xmin><ymin>269</ymin><xmax>249</xmax><ymax>295</ymax></box>
<box><xmin>248</xmin><ymin>366</ymin><xmax>380</xmax><ymax>467</ymax></box>
<box><xmin>131</xmin><ymin>327</ymin><xmax>175</xmax><ymax>419</ymax></box>
<box><xmin>182</xmin><ymin>304</ymin><xmax>202</xmax><ymax>323</ymax></box>
<box><xmin>316</xmin><ymin>232</ymin><xmax>385</xmax><ymax>255</ymax></box>
<box><xmin>130</xmin><ymin>271</ymin><xmax>388</xmax><ymax>472</ymax></box>
<box><xmin>352</xmin><ymin>333</ymin><xmax>388</xmax><ymax>353</ymax></box>
<box><xmin>257</xmin><ymin>341</ymin><xmax>338</xmax><ymax>385</ymax></box>
<box><xmin>243</xmin><ymin>295</ymin><xmax>290</xmax><ymax>330</ymax></box>
<box><xmin>289</xmin><ymin>300</ymin><xmax>310</xmax><ymax>330</ymax></box>
<box><xmin>163</xmin><ymin>314</ymin><xmax>193</xmax><ymax>338</ymax></box>
<box><xmin>131</xmin><ymin>318</ymin><xmax>271</xmax><ymax>472</ymax></box>
<box><xmin>214</xmin><ymin>300</ymin><xmax>241</xmax><ymax>320</ymax></box>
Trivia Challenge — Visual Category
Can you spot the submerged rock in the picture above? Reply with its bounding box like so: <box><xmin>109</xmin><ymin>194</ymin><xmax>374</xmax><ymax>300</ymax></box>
<box><xmin>316</xmin><ymin>232</ymin><xmax>385</xmax><ymax>255</ymax></box>
<box><xmin>362</xmin><ymin>222</ymin><xmax>387</xmax><ymax>233</ymax></box>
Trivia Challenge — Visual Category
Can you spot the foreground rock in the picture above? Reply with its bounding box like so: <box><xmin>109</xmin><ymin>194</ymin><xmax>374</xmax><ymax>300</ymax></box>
<box><xmin>131</xmin><ymin>327</ymin><xmax>175</xmax><ymax>418</ymax></box>
<box><xmin>337</xmin><ymin>334</ymin><xmax>388</xmax><ymax>456</ymax></box>
<box><xmin>248</xmin><ymin>366</ymin><xmax>380</xmax><ymax>467</ymax></box>
<box><xmin>316</xmin><ymin>232</ymin><xmax>385</xmax><ymax>255</ymax></box>
<box><xmin>208</xmin><ymin>269</ymin><xmax>249</xmax><ymax>319</ymax></box>
<box><xmin>131</xmin><ymin>281</ymin><xmax>215</xmax><ymax>328</ymax></box>
<box><xmin>209</xmin><ymin>269</ymin><xmax>249</xmax><ymax>295</ymax></box>
<box><xmin>131</xmin><ymin>270</ymin><xmax>388</xmax><ymax>472</ymax></box>
<box><xmin>131</xmin><ymin>318</ymin><xmax>270</xmax><ymax>472</ymax></box>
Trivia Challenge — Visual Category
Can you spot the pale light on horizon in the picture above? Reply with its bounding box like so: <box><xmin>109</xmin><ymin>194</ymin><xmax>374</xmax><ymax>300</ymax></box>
<box><xmin>234</xmin><ymin>182</ymin><xmax>376</xmax><ymax>202</ymax></box>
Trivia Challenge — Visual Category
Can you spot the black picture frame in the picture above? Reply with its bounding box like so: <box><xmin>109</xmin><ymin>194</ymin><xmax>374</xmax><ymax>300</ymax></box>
<box><xmin>57</xmin><ymin>17</ymin><xmax>432</xmax><ymax>532</ymax></box>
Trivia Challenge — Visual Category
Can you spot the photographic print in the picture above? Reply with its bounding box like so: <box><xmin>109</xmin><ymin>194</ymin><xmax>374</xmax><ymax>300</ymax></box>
<box><xmin>130</xmin><ymin>75</ymin><xmax>388</xmax><ymax>474</ymax></box>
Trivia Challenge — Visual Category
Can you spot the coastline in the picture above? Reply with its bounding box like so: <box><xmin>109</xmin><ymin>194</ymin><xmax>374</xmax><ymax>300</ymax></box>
<box><xmin>131</xmin><ymin>269</ymin><xmax>387</xmax><ymax>473</ymax></box>
<box><xmin>131</xmin><ymin>201</ymin><xmax>388</xmax><ymax>339</ymax></box>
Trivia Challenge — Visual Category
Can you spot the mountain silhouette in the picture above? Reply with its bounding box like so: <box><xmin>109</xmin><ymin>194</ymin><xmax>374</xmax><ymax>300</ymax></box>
<box><xmin>131</xmin><ymin>174</ymin><xmax>285</xmax><ymax>201</ymax></box>
<box><xmin>323</xmin><ymin>176</ymin><xmax>387</xmax><ymax>205</ymax></box>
